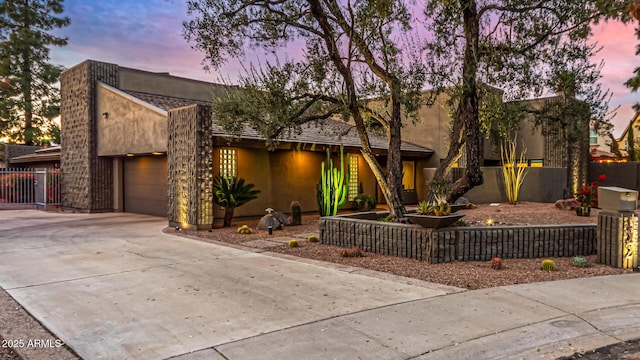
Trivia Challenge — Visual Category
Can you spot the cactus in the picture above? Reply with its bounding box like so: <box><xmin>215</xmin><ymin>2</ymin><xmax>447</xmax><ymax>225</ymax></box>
<box><xmin>541</xmin><ymin>259</ymin><xmax>555</xmax><ymax>271</ymax></box>
<box><xmin>237</xmin><ymin>225</ymin><xmax>252</xmax><ymax>234</ymax></box>
<box><xmin>308</xmin><ymin>235</ymin><xmax>319</xmax><ymax>243</ymax></box>
<box><xmin>317</xmin><ymin>145</ymin><xmax>348</xmax><ymax>217</ymax></box>
<box><xmin>433</xmin><ymin>202</ymin><xmax>451</xmax><ymax>216</ymax></box>
<box><xmin>288</xmin><ymin>239</ymin><xmax>299</xmax><ymax>248</ymax></box>
<box><xmin>290</xmin><ymin>201</ymin><xmax>302</xmax><ymax>226</ymax></box>
<box><xmin>417</xmin><ymin>200</ymin><xmax>434</xmax><ymax>215</ymax></box>
<box><xmin>571</xmin><ymin>256</ymin><xmax>589</xmax><ymax>268</ymax></box>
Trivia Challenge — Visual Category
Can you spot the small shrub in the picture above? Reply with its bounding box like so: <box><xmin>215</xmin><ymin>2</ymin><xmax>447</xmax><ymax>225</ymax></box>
<box><xmin>237</xmin><ymin>225</ymin><xmax>252</xmax><ymax>234</ymax></box>
<box><xmin>541</xmin><ymin>259</ymin><xmax>555</xmax><ymax>271</ymax></box>
<box><xmin>308</xmin><ymin>235</ymin><xmax>318</xmax><ymax>243</ymax></box>
<box><xmin>416</xmin><ymin>200</ymin><xmax>434</xmax><ymax>215</ymax></box>
<box><xmin>452</xmin><ymin>219</ymin><xmax>469</xmax><ymax>227</ymax></box>
<box><xmin>377</xmin><ymin>214</ymin><xmax>393</xmax><ymax>222</ymax></box>
<box><xmin>490</xmin><ymin>257</ymin><xmax>503</xmax><ymax>270</ymax></box>
<box><xmin>288</xmin><ymin>239</ymin><xmax>299</xmax><ymax>248</ymax></box>
<box><xmin>571</xmin><ymin>256</ymin><xmax>589</xmax><ymax>268</ymax></box>
<box><xmin>340</xmin><ymin>246</ymin><xmax>364</xmax><ymax>257</ymax></box>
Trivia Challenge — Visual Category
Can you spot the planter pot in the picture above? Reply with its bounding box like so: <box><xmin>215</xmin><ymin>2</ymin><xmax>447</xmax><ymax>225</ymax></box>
<box><xmin>576</xmin><ymin>206</ymin><xmax>591</xmax><ymax>217</ymax></box>
<box><xmin>405</xmin><ymin>213</ymin><xmax>465</xmax><ymax>229</ymax></box>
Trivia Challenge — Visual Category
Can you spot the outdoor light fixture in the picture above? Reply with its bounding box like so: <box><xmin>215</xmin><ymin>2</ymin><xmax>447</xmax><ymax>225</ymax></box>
<box><xmin>126</xmin><ymin>153</ymin><xmax>135</xmax><ymax>157</ymax></box>
<box><xmin>486</xmin><ymin>219</ymin><xmax>493</xmax><ymax>226</ymax></box>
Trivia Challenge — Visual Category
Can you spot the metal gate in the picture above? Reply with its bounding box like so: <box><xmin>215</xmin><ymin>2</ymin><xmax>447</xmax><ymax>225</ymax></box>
<box><xmin>0</xmin><ymin>168</ymin><xmax>61</xmax><ymax>209</ymax></box>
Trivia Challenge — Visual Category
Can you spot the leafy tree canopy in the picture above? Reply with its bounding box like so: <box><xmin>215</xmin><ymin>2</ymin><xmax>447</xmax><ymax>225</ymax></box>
<box><xmin>0</xmin><ymin>0</ymin><xmax>68</xmax><ymax>145</ymax></box>
<box><xmin>184</xmin><ymin>0</ymin><xmax>428</xmax><ymax>219</ymax></box>
<box><xmin>423</xmin><ymin>0</ymin><xmax>628</xmax><ymax>200</ymax></box>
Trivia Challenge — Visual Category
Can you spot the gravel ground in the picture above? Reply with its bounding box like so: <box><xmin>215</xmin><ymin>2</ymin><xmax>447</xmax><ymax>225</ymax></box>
<box><xmin>0</xmin><ymin>202</ymin><xmax>635</xmax><ymax>359</ymax></box>
<box><xmin>170</xmin><ymin>202</ymin><xmax>626</xmax><ymax>291</ymax></box>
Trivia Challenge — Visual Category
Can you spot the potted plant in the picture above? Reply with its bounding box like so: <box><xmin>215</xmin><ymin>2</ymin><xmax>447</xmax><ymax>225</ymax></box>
<box><xmin>353</xmin><ymin>194</ymin><xmax>377</xmax><ymax>212</ymax></box>
<box><xmin>575</xmin><ymin>182</ymin><xmax>597</xmax><ymax>217</ymax></box>
<box><xmin>405</xmin><ymin>200</ymin><xmax>464</xmax><ymax>229</ymax></box>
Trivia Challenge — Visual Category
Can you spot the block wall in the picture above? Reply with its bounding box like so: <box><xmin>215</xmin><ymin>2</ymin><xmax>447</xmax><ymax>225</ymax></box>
<box><xmin>60</xmin><ymin>61</ymin><xmax>117</xmax><ymax>211</ymax></box>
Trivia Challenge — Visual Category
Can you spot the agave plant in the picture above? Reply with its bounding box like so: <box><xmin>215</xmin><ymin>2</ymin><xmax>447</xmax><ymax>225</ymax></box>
<box><xmin>213</xmin><ymin>176</ymin><xmax>260</xmax><ymax>227</ymax></box>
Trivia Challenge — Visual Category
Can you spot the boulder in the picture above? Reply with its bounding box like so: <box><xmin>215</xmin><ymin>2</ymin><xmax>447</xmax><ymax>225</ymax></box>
<box><xmin>257</xmin><ymin>212</ymin><xmax>291</xmax><ymax>231</ymax></box>
<box><xmin>555</xmin><ymin>199</ymin><xmax>581</xmax><ymax>210</ymax></box>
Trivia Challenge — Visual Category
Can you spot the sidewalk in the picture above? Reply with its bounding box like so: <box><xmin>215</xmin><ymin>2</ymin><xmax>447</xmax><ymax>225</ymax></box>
<box><xmin>0</xmin><ymin>210</ymin><xmax>638</xmax><ymax>360</ymax></box>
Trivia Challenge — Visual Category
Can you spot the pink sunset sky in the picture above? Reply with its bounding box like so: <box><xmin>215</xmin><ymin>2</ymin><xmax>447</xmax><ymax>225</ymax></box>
<box><xmin>50</xmin><ymin>0</ymin><xmax>639</xmax><ymax>137</ymax></box>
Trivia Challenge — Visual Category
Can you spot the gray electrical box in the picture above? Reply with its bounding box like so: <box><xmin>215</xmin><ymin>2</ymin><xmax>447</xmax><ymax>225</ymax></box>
<box><xmin>598</xmin><ymin>186</ymin><xmax>638</xmax><ymax>212</ymax></box>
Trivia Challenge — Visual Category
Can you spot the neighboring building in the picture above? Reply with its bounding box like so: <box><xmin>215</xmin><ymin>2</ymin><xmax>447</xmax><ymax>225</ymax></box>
<box><xmin>589</xmin><ymin>120</ymin><xmax>616</xmax><ymax>161</ymax></box>
<box><xmin>7</xmin><ymin>146</ymin><xmax>60</xmax><ymax>168</ymax></box>
<box><xmin>616</xmin><ymin>111</ymin><xmax>640</xmax><ymax>159</ymax></box>
<box><xmin>0</xmin><ymin>144</ymin><xmax>43</xmax><ymax>168</ymax></box>
<box><xmin>60</xmin><ymin>60</ymin><xmax>434</xmax><ymax>229</ymax></box>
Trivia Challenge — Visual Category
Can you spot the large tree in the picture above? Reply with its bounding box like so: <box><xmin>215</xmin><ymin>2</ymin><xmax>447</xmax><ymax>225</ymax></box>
<box><xmin>424</xmin><ymin>0</ymin><xmax>628</xmax><ymax>201</ymax></box>
<box><xmin>184</xmin><ymin>0</ymin><xmax>426</xmax><ymax>219</ymax></box>
<box><xmin>627</xmin><ymin>0</ymin><xmax>640</xmax><ymax>107</ymax></box>
<box><xmin>0</xmin><ymin>0</ymin><xmax>69</xmax><ymax>145</ymax></box>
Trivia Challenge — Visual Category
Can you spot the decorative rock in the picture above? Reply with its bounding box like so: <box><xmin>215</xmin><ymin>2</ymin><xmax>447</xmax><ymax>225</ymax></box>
<box><xmin>454</xmin><ymin>197</ymin><xmax>469</xmax><ymax>205</ymax></box>
<box><xmin>257</xmin><ymin>212</ymin><xmax>291</xmax><ymax>231</ymax></box>
<box><xmin>555</xmin><ymin>199</ymin><xmax>581</xmax><ymax>210</ymax></box>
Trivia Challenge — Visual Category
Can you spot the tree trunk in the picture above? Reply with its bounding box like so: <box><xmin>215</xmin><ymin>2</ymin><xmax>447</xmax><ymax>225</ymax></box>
<box><xmin>22</xmin><ymin>0</ymin><xmax>34</xmax><ymax>145</ymax></box>
<box><xmin>308</xmin><ymin>0</ymin><xmax>406</xmax><ymax>220</ymax></box>
<box><xmin>435</xmin><ymin>0</ymin><xmax>484</xmax><ymax>202</ymax></box>
<box><xmin>223</xmin><ymin>207</ymin><xmax>234</xmax><ymax>227</ymax></box>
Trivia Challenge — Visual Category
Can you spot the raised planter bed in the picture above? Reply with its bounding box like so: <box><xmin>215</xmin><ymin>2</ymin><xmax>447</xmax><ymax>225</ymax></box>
<box><xmin>320</xmin><ymin>214</ymin><xmax>597</xmax><ymax>263</ymax></box>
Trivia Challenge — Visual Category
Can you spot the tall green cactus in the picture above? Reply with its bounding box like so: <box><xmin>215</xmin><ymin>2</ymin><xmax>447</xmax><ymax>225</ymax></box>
<box><xmin>317</xmin><ymin>145</ymin><xmax>348</xmax><ymax>216</ymax></box>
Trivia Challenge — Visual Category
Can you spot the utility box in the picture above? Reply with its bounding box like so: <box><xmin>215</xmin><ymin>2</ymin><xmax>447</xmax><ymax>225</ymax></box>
<box><xmin>598</xmin><ymin>186</ymin><xmax>638</xmax><ymax>212</ymax></box>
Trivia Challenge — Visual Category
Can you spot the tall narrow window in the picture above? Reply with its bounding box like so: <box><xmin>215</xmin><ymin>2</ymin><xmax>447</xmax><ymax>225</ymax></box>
<box><xmin>589</xmin><ymin>130</ymin><xmax>598</xmax><ymax>145</ymax></box>
<box><xmin>348</xmin><ymin>155</ymin><xmax>358</xmax><ymax>201</ymax></box>
<box><xmin>220</xmin><ymin>149</ymin><xmax>237</xmax><ymax>178</ymax></box>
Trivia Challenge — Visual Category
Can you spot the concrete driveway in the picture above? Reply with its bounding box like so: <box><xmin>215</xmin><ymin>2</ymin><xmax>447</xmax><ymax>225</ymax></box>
<box><xmin>0</xmin><ymin>210</ymin><xmax>454</xmax><ymax>360</ymax></box>
<box><xmin>1</xmin><ymin>210</ymin><xmax>639</xmax><ymax>360</ymax></box>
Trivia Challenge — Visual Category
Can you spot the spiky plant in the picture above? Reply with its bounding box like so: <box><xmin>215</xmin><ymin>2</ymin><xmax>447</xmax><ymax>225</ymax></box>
<box><xmin>501</xmin><ymin>136</ymin><xmax>528</xmax><ymax>205</ymax></box>
<box><xmin>213</xmin><ymin>176</ymin><xmax>260</xmax><ymax>227</ymax></box>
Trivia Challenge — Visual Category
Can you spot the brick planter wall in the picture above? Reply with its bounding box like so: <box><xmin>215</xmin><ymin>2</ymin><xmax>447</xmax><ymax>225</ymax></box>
<box><xmin>320</xmin><ymin>215</ymin><xmax>597</xmax><ymax>263</ymax></box>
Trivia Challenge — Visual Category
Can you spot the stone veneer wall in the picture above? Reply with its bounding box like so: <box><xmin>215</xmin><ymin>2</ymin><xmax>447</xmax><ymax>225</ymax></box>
<box><xmin>320</xmin><ymin>215</ymin><xmax>597</xmax><ymax>263</ymax></box>
<box><xmin>168</xmin><ymin>104</ymin><xmax>214</xmax><ymax>230</ymax></box>
<box><xmin>60</xmin><ymin>61</ymin><xmax>116</xmax><ymax>211</ymax></box>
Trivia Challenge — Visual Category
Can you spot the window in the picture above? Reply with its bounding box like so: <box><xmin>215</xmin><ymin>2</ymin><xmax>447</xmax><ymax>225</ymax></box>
<box><xmin>348</xmin><ymin>155</ymin><xmax>358</xmax><ymax>201</ymax></box>
<box><xmin>220</xmin><ymin>149</ymin><xmax>237</xmax><ymax>178</ymax></box>
<box><xmin>589</xmin><ymin>130</ymin><xmax>598</xmax><ymax>145</ymax></box>
<box><xmin>530</xmin><ymin>159</ymin><xmax>543</xmax><ymax>168</ymax></box>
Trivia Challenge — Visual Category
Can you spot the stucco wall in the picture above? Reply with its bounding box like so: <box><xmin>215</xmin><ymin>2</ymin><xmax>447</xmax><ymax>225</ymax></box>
<box><xmin>451</xmin><ymin>166</ymin><xmax>566</xmax><ymax>203</ymax></box>
<box><xmin>96</xmin><ymin>83</ymin><xmax>168</xmax><ymax>156</ymax></box>
<box><xmin>401</xmin><ymin>92</ymin><xmax>452</xmax><ymax>168</ymax></box>
<box><xmin>211</xmin><ymin>147</ymin><xmax>380</xmax><ymax>219</ymax></box>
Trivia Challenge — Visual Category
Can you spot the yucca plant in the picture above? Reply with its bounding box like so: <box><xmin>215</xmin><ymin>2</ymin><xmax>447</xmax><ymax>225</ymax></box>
<box><xmin>500</xmin><ymin>136</ymin><xmax>528</xmax><ymax>205</ymax></box>
<box><xmin>213</xmin><ymin>175</ymin><xmax>260</xmax><ymax>227</ymax></box>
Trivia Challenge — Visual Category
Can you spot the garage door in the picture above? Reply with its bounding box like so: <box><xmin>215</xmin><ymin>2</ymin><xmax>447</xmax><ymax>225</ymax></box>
<box><xmin>124</xmin><ymin>156</ymin><xmax>168</xmax><ymax>217</ymax></box>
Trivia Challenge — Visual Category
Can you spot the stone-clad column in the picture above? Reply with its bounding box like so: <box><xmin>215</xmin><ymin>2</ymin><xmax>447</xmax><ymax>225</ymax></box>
<box><xmin>167</xmin><ymin>104</ymin><xmax>214</xmax><ymax>229</ymax></box>
<box><xmin>597</xmin><ymin>212</ymin><xmax>639</xmax><ymax>269</ymax></box>
<box><xmin>60</xmin><ymin>60</ymin><xmax>116</xmax><ymax>211</ymax></box>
